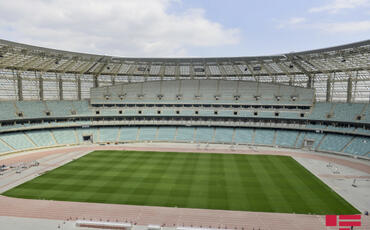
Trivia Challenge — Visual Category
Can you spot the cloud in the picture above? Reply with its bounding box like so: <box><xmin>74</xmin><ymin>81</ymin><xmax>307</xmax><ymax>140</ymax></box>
<box><xmin>0</xmin><ymin>0</ymin><xmax>240</xmax><ymax>57</ymax></box>
<box><xmin>309</xmin><ymin>0</ymin><xmax>370</xmax><ymax>13</ymax></box>
<box><xmin>316</xmin><ymin>20</ymin><xmax>370</xmax><ymax>33</ymax></box>
<box><xmin>277</xmin><ymin>17</ymin><xmax>306</xmax><ymax>29</ymax></box>
<box><xmin>277</xmin><ymin>18</ymin><xmax>370</xmax><ymax>34</ymax></box>
<box><xmin>278</xmin><ymin>18</ymin><xmax>370</xmax><ymax>33</ymax></box>
<box><xmin>288</xmin><ymin>17</ymin><xmax>306</xmax><ymax>24</ymax></box>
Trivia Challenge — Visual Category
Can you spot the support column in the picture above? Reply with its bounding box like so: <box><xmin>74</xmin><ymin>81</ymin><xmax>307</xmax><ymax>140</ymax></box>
<box><xmin>39</xmin><ymin>72</ymin><xmax>44</xmax><ymax>100</ymax></box>
<box><xmin>93</xmin><ymin>74</ymin><xmax>99</xmax><ymax>88</ymax></box>
<box><xmin>307</xmin><ymin>74</ymin><xmax>313</xmax><ymax>88</ymax></box>
<box><xmin>16</xmin><ymin>71</ymin><xmax>23</xmax><ymax>101</ymax></box>
<box><xmin>76</xmin><ymin>74</ymin><xmax>81</xmax><ymax>100</ymax></box>
<box><xmin>326</xmin><ymin>74</ymin><xmax>332</xmax><ymax>102</ymax></box>
<box><xmin>58</xmin><ymin>74</ymin><xmax>63</xmax><ymax>100</ymax></box>
<box><xmin>347</xmin><ymin>75</ymin><xmax>353</xmax><ymax>103</ymax></box>
<box><xmin>288</xmin><ymin>75</ymin><xmax>293</xmax><ymax>86</ymax></box>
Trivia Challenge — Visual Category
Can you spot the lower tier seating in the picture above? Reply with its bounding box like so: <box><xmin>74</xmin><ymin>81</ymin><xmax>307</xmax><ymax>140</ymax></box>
<box><xmin>195</xmin><ymin>127</ymin><xmax>214</xmax><ymax>143</ymax></box>
<box><xmin>318</xmin><ymin>134</ymin><xmax>353</xmax><ymax>152</ymax></box>
<box><xmin>25</xmin><ymin>130</ymin><xmax>55</xmax><ymax>147</ymax></box>
<box><xmin>214</xmin><ymin>128</ymin><xmax>234</xmax><ymax>143</ymax></box>
<box><xmin>233</xmin><ymin>128</ymin><xmax>253</xmax><ymax>144</ymax></box>
<box><xmin>118</xmin><ymin>127</ymin><xmax>138</xmax><ymax>141</ymax></box>
<box><xmin>99</xmin><ymin>127</ymin><xmax>119</xmax><ymax>142</ymax></box>
<box><xmin>0</xmin><ymin>132</ymin><xmax>34</xmax><ymax>150</ymax></box>
<box><xmin>175</xmin><ymin>127</ymin><xmax>195</xmax><ymax>142</ymax></box>
<box><xmin>157</xmin><ymin>127</ymin><xmax>176</xmax><ymax>141</ymax></box>
<box><xmin>52</xmin><ymin>129</ymin><xmax>77</xmax><ymax>145</ymax></box>
<box><xmin>0</xmin><ymin>140</ymin><xmax>12</xmax><ymax>153</ymax></box>
<box><xmin>0</xmin><ymin>126</ymin><xmax>368</xmax><ymax>159</ymax></box>
<box><xmin>343</xmin><ymin>137</ymin><xmax>369</xmax><ymax>156</ymax></box>
<box><xmin>254</xmin><ymin>129</ymin><xmax>275</xmax><ymax>146</ymax></box>
<box><xmin>139</xmin><ymin>127</ymin><xmax>157</xmax><ymax>141</ymax></box>
<box><xmin>275</xmin><ymin>130</ymin><xmax>299</xmax><ymax>148</ymax></box>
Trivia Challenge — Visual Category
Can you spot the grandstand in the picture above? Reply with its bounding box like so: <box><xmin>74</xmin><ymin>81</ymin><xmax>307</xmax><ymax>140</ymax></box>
<box><xmin>0</xmin><ymin>39</ymin><xmax>369</xmax><ymax>229</ymax></box>
<box><xmin>0</xmin><ymin>39</ymin><xmax>368</xmax><ymax>158</ymax></box>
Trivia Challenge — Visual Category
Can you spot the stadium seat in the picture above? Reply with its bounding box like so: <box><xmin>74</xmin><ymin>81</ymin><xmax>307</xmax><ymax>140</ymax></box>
<box><xmin>25</xmin><ymin>130</ymin><xmax>55</xmax><ymax>147</ymax></box>
<box><xmin>233</xmin><ymin>128</ymin><xmax>254</xmax><ymax>144</ymax></box>
<box><xmin>275</xmin><ymin>130</ymin><xmax>299</xmax><ymax>148</ymax></box>
<box><xmin>119</xmin><ymin>127</ymin><xmax>139</xmax><ymax>141</ymax></box>
<box><xmin>214</xmin><ymin>127</ymin><xmax>234</xmax><ymax>143</ymax></box>
<box><xmin>52</xmin><ymin>129</ymin><xmax>77</xmax><ymax>145</ymax></box>
<box><xmin>156</xmin><ymin>127</ymin><xmax>176</xmax><ymax>141</ymax></box>
<box><xmin>254</xmin><ymin>129</ymin><xmax>275</xmax><ymax>146</ymax></box>
<box><xmin>343</xmin><ymin>137</ymin><xmax>370</xmax><ymax>156</ymax></box>
<box><xmin>195</xmin><ymin>127</ymin><xmax>214</xmax><ymax>143</ymax></box>
<box><xmin>318</xmin><ymin>134</ymin><xmax>353</xmax><ymax>152</ymax></box>
<box><xmin>99</xmin><ymin>127</ymin><xmax>119</xmax><ymax>142</ymax></box>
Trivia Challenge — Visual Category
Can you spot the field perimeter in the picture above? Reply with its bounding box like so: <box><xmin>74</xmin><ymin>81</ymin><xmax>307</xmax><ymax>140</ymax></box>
<box><xmin>2</xmin><ymin>150</ymin><xmax>359</xmax><ymax>214</ymax></box>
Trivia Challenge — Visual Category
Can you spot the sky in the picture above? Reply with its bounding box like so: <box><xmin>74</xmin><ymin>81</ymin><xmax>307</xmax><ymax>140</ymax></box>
<box><xmin>0</xmin><ymin>0</ymin><xmax>369</xmax><ymax>57</ymax></box>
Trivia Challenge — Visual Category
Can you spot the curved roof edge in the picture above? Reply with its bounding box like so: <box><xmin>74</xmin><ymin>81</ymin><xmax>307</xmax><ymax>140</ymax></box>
<box><xmin>0</xmin><ymin>38</ymin><xmax>369</xmax><ymax>62</ymax></box>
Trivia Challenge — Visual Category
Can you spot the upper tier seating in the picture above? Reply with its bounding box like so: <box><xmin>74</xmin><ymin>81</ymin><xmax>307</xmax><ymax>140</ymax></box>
<box><xmin>364</xmin><ymin>105</ymin><xmax>370</xmax><ymax>122</ymax></box>
<box><xmin>45</xmin><ymin>100</ymin><xmax>74</xmax><ymax>116</ymax></box>
<box><xmin>331</xmin><ymin>103</ymin><xmax>365</xmax><ymax>121</ymax></box>
<box><xmin>72</xmin><ymin>100</ymin><xmax>90</xmax><ymax>115</ymax></box>
<box><xmin>308</xmin><ymin>103</ymin><xmax>332</xmax><ymax>120</ymax></box>
<box><xmin>16</xmin><ymin>101</ymin><xmax>47</xmax><ymax>118</ymax></box>
<box><xmin>91</xmin><ymin>80</ymin><xmax>314</xmax><ymax>105</ymax></box>
<box><xmin>0</xmin><ymin>101</ymin><xmax>17</xmax><ymax>120</ymax></box>
<box><xmin>0</xmin><ymin>100</ymin><xmax>90</xmax><ymax>120</ymax></box>
<box><xmin>0</xmin><ymin>100</ymin><xmax>368</xmax><ymax>126</ymax></box>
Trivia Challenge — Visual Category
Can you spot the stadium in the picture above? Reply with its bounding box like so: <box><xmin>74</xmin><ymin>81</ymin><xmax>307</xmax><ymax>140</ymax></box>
<box><xmin>0</xmin><ymin>37</ymin><xmax>369</xmax><ymax>230</ymax></box>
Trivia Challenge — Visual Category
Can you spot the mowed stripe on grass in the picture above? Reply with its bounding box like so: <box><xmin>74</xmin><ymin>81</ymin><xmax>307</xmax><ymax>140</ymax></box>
<box><xmin>2</xmin><ymin>151</ymin><xmax>359</xmax><ymax>214</ymax></box>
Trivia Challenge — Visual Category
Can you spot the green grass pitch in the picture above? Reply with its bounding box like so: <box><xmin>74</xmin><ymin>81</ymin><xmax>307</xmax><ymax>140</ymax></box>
<box><xmin>3</xmin><ymin>150</ymin><xmax>359</xmax><ymax>214</ymax></box>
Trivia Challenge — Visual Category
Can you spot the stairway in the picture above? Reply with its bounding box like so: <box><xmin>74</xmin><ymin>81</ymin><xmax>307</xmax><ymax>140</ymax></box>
<box><xmin>50</xmin><ymin>130</ymin><xmax>58</xmax><ymax>145</ymax></box>
<box><xmin>23</xmin><ymin>132</ymin><xmax>37</xmax><ymax>147</ymax></box>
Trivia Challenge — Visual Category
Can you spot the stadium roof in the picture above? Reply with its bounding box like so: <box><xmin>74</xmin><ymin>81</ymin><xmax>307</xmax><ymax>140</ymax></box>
<box><xmin>0</xmin><ymin>39</ymin><xmax>369</xmax><ymax>102</ymax></box>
